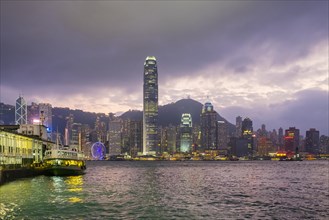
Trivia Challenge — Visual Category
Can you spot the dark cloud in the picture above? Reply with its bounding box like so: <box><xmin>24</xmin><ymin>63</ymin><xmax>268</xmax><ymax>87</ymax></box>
<box><xmin>275</xmin><ymin>89</ymin><xmax>329</xmax><ymax>135</ymax></box>
<box><xmin>221</xmin><ymin>89</ymin><xmax>329</xmax><ymax>135</ymax></box>
<box><xmin>2</xmin><ymin>1</ymin><xmax>327</xmax><ymax>87</ymax></box>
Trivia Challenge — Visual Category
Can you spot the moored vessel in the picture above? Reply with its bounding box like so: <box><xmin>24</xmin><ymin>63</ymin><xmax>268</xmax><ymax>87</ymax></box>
<box><xmin>43</xmin><ymin>147</ymin><xmax>86</xmax><ymax>176</ymax></box>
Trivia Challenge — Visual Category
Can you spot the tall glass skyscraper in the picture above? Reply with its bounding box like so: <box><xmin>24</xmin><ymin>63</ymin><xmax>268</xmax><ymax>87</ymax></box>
<box><xmin>15</xmin><ymin>95</ymin><xmax>27</xmax><ymax>125</ymax></box>
<box><xmin>143</xmin><ymin>56</ymin><xmax>159</xmax><ymax>155</ymax></box>
<box><xmin>200</xmin><ymin>102</ymin><xmax>218</xmax><ymax>151</ymax></box>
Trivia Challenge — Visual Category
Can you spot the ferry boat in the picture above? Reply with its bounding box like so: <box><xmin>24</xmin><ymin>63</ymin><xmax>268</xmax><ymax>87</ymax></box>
<box><xmin>43</xmin><ymin>146</ymin><xmax>86</xmax><ymax>176</ymax></box>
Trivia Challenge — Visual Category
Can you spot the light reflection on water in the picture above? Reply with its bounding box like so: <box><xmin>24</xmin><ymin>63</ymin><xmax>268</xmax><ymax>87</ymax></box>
<box><xmin>0</xmin><ymin>161</ymin><xmax>328</xmax><ymax>219</ymax></box>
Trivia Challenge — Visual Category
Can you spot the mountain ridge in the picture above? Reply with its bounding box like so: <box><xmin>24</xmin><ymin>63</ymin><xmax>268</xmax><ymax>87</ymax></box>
<box><xmin>1</xmin><ymin>98</ymin><xmax>235</xmax><ymax>134</ymax></box>
<box><xmin>120</xmin><ymin>98</ymin><xmax>235</xmax><ymax>133</ymax></box>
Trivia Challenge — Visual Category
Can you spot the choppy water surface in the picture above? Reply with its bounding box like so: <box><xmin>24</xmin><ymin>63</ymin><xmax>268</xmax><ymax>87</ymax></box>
<box><xmin>0</xmin><ymin>161</ymin><xmax>328</xmax><ymax>219</ymax></box>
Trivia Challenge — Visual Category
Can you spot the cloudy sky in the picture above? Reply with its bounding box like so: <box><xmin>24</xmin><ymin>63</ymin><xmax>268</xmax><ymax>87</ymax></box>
<box><xmin>1</xmin><ymin>1</ymin><xmax>328</xmax><ymax>135</ymax></box>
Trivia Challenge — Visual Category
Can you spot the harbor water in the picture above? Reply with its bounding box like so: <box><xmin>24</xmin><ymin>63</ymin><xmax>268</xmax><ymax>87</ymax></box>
<box><xmin>0</xmin><ymin>160</ymin><xmax>328</xmax><ymax>219</ymax></box>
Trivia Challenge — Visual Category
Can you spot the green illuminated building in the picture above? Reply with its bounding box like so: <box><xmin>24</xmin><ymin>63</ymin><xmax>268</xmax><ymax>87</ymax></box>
<box><xmin>180</xmin><ymin>113</ymin><xmax>192</xmax><ymax>153</ymax></box>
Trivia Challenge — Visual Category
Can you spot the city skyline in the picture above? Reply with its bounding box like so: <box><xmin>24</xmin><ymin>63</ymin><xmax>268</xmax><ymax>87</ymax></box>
<box><xmin>1</xmin><ymin>1</ymin><xmax>328</xmax><ymax>135</ymax></box>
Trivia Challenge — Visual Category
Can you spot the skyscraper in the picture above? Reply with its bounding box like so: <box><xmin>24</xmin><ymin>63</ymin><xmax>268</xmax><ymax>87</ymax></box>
<box><xmin>241</xmin><ymin>118</ymin><xmax>253</xmax><ymax>137</ymax></box>
<box><xmin>143</xmin><ymin>56</ymin><xmax>159</xmax><ymax>155</ymax></box>
<box><xmin>80</xmin><ymin>124</ymin><xmax>91</xmax><ymax>158</ymax></box>
<box><xmin>27</xmin><ymin>102</ymin><xmax>39</xmax><ymax>124</ymax></box>
<box><xmin>242</xmin><ymin>117</ymin><xmax>254</xmax><ymax>157</ymax></box>
<box><xmin>180</xmin><ymin>113</ymin><xmax>193</xmax><ymax>153</ymax></box>
<box><xmin>165</xmin><ymin>124</ymin><xmax>178</xmax><ymax>154</ymax></box>
<box><xmin>108</xmin><ymin>114</ymin><xmax>123</xmax><ymax>156</ymax></box>
<box><xmin>65</xmin><ymin>114</ymin><xmax>74</xmax><ymax>145</ymax></box>
<box><xmin>70</xmin><ymin>123</ymin><xmax>82</xmax><ymax>149</ymax></box>
<box><xmin>128</xmin><ymin>120</ymin><xmax>143</xmax><ymax>157</ymax></box>
<box><xmin>200</xmin><ymin>102</ymin><xmax>218</xmax><ymax>151</ymax></box>
<box><xmin>161</xmin><ymin>125</ymin><xmax>178</xmax><ymax>154</ymax></box>
<box><xmin>284</xmin><ymin>127</ymin><xmax>300</xmax><ymax>153</ymax></box>
<box><xmin>15</xmin><ymin>95</ymin><xmax>27</xmax><ymax>125</ymax></box>
<box><xmin>235</xmin><ymin>116</ymin><xmax>242</xmax><ymax>138</ymax></box>
<box><xmin>305</xmin><ymin>128</ymin><xmax>320</xmax><ymax>154</ymax></box>
<box><xmin>217</xmin><ymin>120</ymin><xmax>228</xmax><ymax>154</ymax></box>
<box><xmin>39</xmin><ymin>103</ymin><xmax>52</xmax><ymax>132</ymax></box>
<box><xmin>319</xmin><ymin>135</ymin><xmax>329</xmax><ymax>154</ymax></box>
<box><xmin>94</xmin><ymin>115</ymin><xmax>107</xmax><ymax>144</ymax></box>
<box><xmin>278</xmin><ymin>127</ymin><xmax>284</xmax><ymax>150</ymax></box>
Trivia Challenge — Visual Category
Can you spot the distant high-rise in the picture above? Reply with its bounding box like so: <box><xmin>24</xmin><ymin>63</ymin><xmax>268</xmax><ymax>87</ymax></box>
<box><xmin>27</xmin><ymin>102</ymin><xmax>39</xmax><ymax>124</ymax></box>
<box><xmin>200</xmin><ymin>102</ymin><xmax>218</xmax><ymax>151</ymax></box>
<box><xmin>242</xmin><ymin>117</ymin><xmax>254</xmax><ymax>156</ymax></box>
<box><xmin>235</xmin><ymin>116</ymin><xmax>242</xmax><ymax>137</ymax></box>
<box><xmin>278</xmin><ymin>127</ymin><xmax>284</xmax><ymax>150</ymax></box>
<box><xmin>65</xmin><ymin>114</ymin><xmax>74</xmax><ymax>145</ymax></box>
<box><xmin>121</xmin><ymin>119</ymin><xmax>142</xmax><ymax>155</ymax></box>
<box><xmin>320</xmin><ymin>135</ymin><xmax>329</xmax><ymax>154</ymax></box>
<box><xmin>168</xmin><ymin>125</ymin><xmax>178</xmax><ymax>154</ymax></box>
<box><xmin>94</xmin><ymin>116</ymin><xmax>107</xmax><ymax>144</ymax></box>
<box><xmin>180</xmin><ymin>113</ymin><xmax>193</xmax><ymax>153</ymax></box>
<box><xmin>80</xmin><ymin>124</ymin><xmax>91</xmax><ymax>157</ymax></box>
<box><xmin>128</xmin><ymin>120</ymin><xmax>143</xmax><ymax>157</ymax></box>
<box><xmin>108</xmin><ymin>115</ymin><xmax>122</xmax><ymax>156</ymax></box>
<box><xmin>284</xmin><ymin>127</ymin><xmax>300</xmax><ymax>153</ymax></box>
<box><xmin>160</xmin><ymin>124</ymin><xmax>178</xmax><ymax>154</ymax></box>
<box><xmin>217</xmin><ymin>120</ymin><xmax>228</xmax><ymax>153</ymax></box>
<box><xmin>70</xmin><ymin>123</ymin><xmax>82</xmax><ymax>149</ymax></box>
<box><xmin>39</xmin><ymin>103</ymin><xmax>52</xmax><ymax>132</ymax></box>
<box><xmin>305</xmin><ymin>128</ymin><xmax>320</xmax><ymax>154</ymax></box>
<box><xmin>143</xmin><ymin>56</ymin><xmax>159</xmax><ymax>155</ymax></box>
<box><xmin>192</xmin><ymin>124</ymin><xmax>201</xmax><ymax>152</ymax></box>
<box><xmin>260</xmin><ymin>124</ymin><xmax>267</xmax><ymax>137</ymax></box>
<box><xmin>241</xmin><ymin>118</ymin><xmax>253</xmax><ymax>137</ymax></box>
<box><xmin>15</xmin><ymin>95</ymin><xmax>27</xmax><ymax>125</ymax></box>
